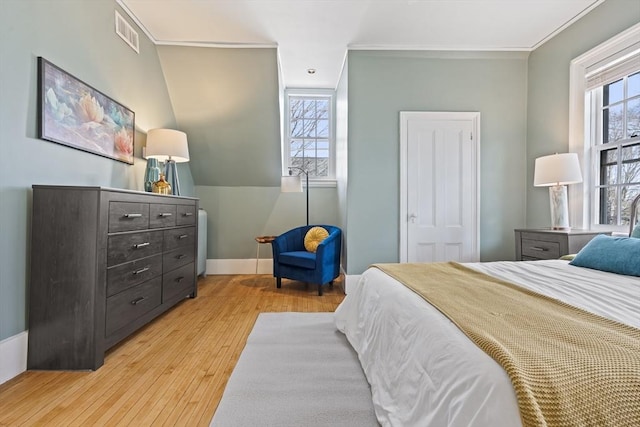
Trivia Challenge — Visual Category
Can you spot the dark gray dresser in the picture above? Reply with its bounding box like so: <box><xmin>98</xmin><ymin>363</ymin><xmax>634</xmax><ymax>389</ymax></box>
<box><xmin>28</xmin><ymin>186</ymin><xmax>199</xmax><ymax>370</ymax></box>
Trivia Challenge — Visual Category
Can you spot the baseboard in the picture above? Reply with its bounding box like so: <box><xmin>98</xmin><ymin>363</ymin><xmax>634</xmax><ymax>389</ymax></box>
<box><xmin>0</xmin><ymin>331</ymin><xmax>28</xmax><ymax>385</ymax></box>
<box><xmin>205</xmin><ymin>259</ymin><xmax>352</xmax><ymax>285</ymax></box>
<box><xmin>206</xmin><ymin>258</ymin><xmax>274</xmax><ymax>275</ymax></box>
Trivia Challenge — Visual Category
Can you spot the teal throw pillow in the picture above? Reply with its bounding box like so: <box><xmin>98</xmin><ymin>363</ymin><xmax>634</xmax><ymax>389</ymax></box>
<box><xmin>569</xmin><ymin>234</ymin><xmax>640</xmax><ymax>277</ymax></box>
<box><xmin>632</xmin><ymin>224</ymin><xmax>640</xmax><ymax>239</ymax></box>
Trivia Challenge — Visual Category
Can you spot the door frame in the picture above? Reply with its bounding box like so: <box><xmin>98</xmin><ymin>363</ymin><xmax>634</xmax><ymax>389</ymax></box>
<box><xmin>399</xmin><ymin>111</ymin><xmax>481</xmax><ymax>263</ymax></box>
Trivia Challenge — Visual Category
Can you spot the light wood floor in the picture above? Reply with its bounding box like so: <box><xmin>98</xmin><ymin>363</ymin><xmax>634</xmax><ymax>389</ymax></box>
<box><xmin>0</xmin><ymin>275</ymin><xmax>345</xmax><ymax>426</ymax></box>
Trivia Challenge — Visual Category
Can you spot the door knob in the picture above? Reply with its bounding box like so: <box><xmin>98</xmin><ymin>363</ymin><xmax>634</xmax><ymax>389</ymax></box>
<box><xmin>409</xmin><ymin>213</ymin><xmax>417</xmax><ymax>223</ymax></box>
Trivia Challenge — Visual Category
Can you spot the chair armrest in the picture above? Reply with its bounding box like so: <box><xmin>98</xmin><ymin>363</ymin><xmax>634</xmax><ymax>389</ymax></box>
<box><xmin>315</xmin><ymin>230</ymin><xmax>340</xmax><ymax>261</ymax></box>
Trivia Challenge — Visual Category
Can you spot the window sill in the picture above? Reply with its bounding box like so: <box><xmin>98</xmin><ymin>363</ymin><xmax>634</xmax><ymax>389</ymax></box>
<box><xmin>590</xmin><ymin>225</ymin><xmax>632</xmax><ymax>236</ymax></box>
<box><xmin>305</xmin><ymin>179</ymin><xmax>337</xmax><ymax>188</ymax></box>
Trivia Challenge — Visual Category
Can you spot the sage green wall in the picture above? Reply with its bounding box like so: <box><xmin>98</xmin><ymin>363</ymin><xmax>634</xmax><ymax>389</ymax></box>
<box><xmin>526</xmin><ymin>0</ymin><xmax>640</xmax><ymax>228</ymax></box>
<box><xmin>157</xmin><ymin>46</ymin><xmax>337</xmax><ymax>259</ymax></box>
<box><xmin>346</xmin><ymin>50</ymin><xmax>528</xmax><ymax>274</ymax></box>
<box><xmin>336</xmin><ymin>60</ymin><xmax>349</xmax><ymax>270</ymax></box>
<box><xmin>196</xmin><ymin>186</ymin><xmax>339</xmax><ymax>259</ymax></box>
<box><xmin>0</xmin><ymin>0</ymin><xmax>191</xmax><ymax>341</ymax></box>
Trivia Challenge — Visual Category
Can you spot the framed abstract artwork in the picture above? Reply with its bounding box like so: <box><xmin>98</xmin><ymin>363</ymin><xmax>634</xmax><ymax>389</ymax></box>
<box><xmin>37</xmin><ymin>57</ymin><xmax>135</xmax><ymax>164</ymax></box>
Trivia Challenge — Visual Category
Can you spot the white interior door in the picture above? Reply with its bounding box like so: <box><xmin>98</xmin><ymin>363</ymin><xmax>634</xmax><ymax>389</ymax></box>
<box><xmin>400</xmin><ymin>112</ymin><xmax>480</xmax><ymax>263</ymax></box>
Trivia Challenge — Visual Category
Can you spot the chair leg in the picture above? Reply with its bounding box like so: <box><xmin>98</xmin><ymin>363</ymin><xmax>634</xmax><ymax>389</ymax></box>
<box><xmin>329</xmin><ymin>280</ymin><xmax>334</xmax><ymax>288</ymax></box>
<box><xmin>318</xmin><ymin>284</ymin><xmax>323</xmax><ymax>296</ymax></box>
<box><xmin>276</xmin><ymin>277</ymin><xmax>281</xmax><ymax>289</ymax></box>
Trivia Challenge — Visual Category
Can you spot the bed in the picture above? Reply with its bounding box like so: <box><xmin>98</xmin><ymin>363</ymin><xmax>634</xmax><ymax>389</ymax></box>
<box><xmin>335</xmin><ymin>200</ymin><xmax>640</xmax><ymax>426</ymax></box>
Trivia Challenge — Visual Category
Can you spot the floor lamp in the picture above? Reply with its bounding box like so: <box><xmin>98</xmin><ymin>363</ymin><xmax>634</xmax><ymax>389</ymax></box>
<box><xmin>534</xmin><ymin>153</ymin><xmax>582</xmax><ymax>230</ymax></box>
<box><xmin>145</xmin><ymin>129</ymin><xmax>190</xmax><ymax>196</ymax></box>
<box><xmin>281</xmin><ymin>167</ymin><xmax>309</xmax><ymax>226</ymax></box>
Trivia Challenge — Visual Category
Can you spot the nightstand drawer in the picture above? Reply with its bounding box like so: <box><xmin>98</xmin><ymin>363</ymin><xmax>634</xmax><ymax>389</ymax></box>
<box><xmin>521</xmin><ymin>239</ymin><xmax>560</xmax><ymax>260</ymax></box>
<box><xmin>515</xmin><ymin>229</ymin><xmax>610</xmax><ymax>261</ymax></box>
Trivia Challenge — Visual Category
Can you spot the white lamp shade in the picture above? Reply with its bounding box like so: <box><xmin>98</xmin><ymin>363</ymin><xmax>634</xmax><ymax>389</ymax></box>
<box><xmin>145</xmin><ymin>128</ymin><xmax>190</xmax><ymax>163</ymax></box>
<box><xmin>534</xmin><ymin>153</ymin><xmax>582</xmax><ymax>187</ymax></box>
<box><xmin>281</xmin><ymin>175</ymin><xmax>302</xmax><ymax>193</ymax></box>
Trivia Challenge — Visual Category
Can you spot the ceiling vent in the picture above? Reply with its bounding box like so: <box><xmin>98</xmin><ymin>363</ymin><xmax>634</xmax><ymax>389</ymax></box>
<box><xmin>115</xmin><ymin>10</ymin><xmax>139</xmax><ymax>54</ymax></box>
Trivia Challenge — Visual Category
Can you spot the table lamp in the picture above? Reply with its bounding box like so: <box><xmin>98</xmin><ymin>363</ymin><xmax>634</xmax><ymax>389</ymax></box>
<box><xmin>145</xmin><ymin>128</ymin><xmax>190</xmax><ymax>196</ymax></box>
<box><xmin>534</xmin><ymin>152</ymin><xmax>582</xmax><ymax>230</ymax></box>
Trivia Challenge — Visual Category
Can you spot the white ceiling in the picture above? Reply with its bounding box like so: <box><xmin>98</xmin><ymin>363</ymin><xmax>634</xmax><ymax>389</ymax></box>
<box><xmin>118</xmin><ymin>0</ymin><xmax>603</xmax><ymax>89</ymax></box>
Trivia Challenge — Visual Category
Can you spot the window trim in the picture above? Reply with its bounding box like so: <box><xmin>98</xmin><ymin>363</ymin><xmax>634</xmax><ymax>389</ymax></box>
<box><xmin>568</xmin><ymin>23</ymin><xmax>640</xmax><ymax>232</ymax></box>
<box><xmin>588</xmin><ymin>77</ymin><xmax>640</xmax><ymax>229</ymax></box>
<box><xmin>283</xmin><ymin>88</ymin><xmax>336</xmax><ymax>181</ymax></box>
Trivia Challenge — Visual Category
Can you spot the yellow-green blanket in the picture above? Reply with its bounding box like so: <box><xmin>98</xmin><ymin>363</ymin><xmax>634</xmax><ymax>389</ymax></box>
<box><xmin>373</xmin><ymin>262</ymin><xmax>640</xmax><ymax>427</ymax></box>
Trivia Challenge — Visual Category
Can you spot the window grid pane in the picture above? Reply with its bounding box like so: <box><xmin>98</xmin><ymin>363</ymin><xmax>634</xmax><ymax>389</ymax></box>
<box><xmin>628</xmin><ymin>72</ymin><xmax>640</xmax><ymax>98</ymax></box>
<box><xmin>621</xmin><ymin>143</ymin><xmax>640</xmax><ymax>184</ymax></box>
<box><xmin>627</xmin><ymin>97</ymin><xmax>640</xmax><ymax>138</ymax></box>
<box><xmin>287</xmin><ymin>95</ymin><xmax>331</xmax><ymax>178</ymax></box>
<box><xmin>596</xmin><ymin>70</ymin><xmax>640</xmax><ymax>226</ymax></box>
<box><xmin>597</xmin><ymin>186</ymin><xmax>617</xmax><ymax>225</ymax></box>
<box><xmin>621</xmin><ymin>185</ymin><xmax>640</xmax><ymax>224</ymax></box>
<box><xmin>604</xmin><ymin>79</ymin><xmax>624</xmax><ymax>105</ymax></box>
<box><xmin>604</xmin><ymin>103</ymin><xmax>624</xmax><ymax>143</ymax></box>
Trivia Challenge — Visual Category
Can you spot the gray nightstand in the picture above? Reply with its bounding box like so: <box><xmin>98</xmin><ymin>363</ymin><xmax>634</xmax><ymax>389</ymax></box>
<box><xmin>514</xmin><ymin>229</ymin><xmax>611</xmax><ymax>261</ymax></box>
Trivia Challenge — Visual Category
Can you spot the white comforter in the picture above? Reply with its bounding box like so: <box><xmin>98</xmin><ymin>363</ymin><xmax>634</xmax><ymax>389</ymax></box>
<box><xmin>334</xmin><ymin>260</ymin><xmax>640</xmax><ymax>427</ymax></box>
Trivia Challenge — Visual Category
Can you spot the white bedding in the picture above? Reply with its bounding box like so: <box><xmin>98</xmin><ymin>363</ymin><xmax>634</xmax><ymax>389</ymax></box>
<box><xmin>334</xmin><ymin>260</ymin><xmax>640</xmax><ymax>427</ymax></box>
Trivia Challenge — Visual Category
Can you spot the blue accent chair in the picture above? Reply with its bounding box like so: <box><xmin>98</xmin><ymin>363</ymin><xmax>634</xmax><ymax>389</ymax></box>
<box><xmin>271</xmin><ymin>225</ymin><xmax>342</xmax><ymax>296</ymax></box>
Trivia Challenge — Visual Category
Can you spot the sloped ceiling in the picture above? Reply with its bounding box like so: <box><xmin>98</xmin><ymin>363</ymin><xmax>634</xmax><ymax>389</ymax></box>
<box><xmin>156</xmin><ymin>46</ymin><xmax>282</xmax><ymax>187</ymax></box>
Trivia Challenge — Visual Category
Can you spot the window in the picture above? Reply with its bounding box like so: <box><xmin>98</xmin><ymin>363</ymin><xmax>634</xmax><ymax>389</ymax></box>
<box><xmin>568</xmin><ymin>23</ymin><xmax>640</xmax><ymax>231</ymax></box>
<box><xmin>589</xmin><ymin>71</ymin><xmax>640</xmax><ymax>227</ymax></box>
<box><xmin>284</xmin><ymin>90</ymin><xmax>335</xmax><ymax>181</ymax></box>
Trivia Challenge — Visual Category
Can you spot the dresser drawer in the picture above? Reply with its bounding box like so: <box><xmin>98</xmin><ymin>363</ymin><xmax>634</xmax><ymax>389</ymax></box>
<box><xmin>150</xmin><ymin>204</ymin><xmax>177</xmax><ymax>228</ymax></box>
<box><xmin>163</xmin><ymin>247</ymin><xmax>195</xmax><ymax>272</ymax></box>
<box><xmin>105</xmin><ymin>277</ymin><xmax>162</xmax><ymax>336</ymax></box>
<box><xmin>107</xmin><ymin>231</ymin><xmax>163</xmax><ymax>266</ymax></box>
<box><xmin>521</xmin><ymin>238</ymin><xmax>560</xmax><ymax>260</ymax></box>
<box><xmin>109</xmin><ymin>202</ymin><xmax>149</xmax><ymax>232</ymax></box>
<box><xmin>176</xmin><ymin>205</ymin><xmax>197</xmax><ymax>226</ymax></box>
<box><xmin>106</xmin><ymin>254</ymin><xmax>163</xmax><ymax>297</ymax></box>
<box><xmin>163</xmin><ymin>227</ymin><xmax>196</xmax><ymax>252</ymax></box>
<box><xmin>162</xmin><ymin>263</ymin><xmax>195</xmax><ymax>302</ymax></box>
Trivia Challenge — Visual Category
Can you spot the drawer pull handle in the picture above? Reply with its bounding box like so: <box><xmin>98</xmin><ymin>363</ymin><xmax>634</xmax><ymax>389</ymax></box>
<box><xmin>175</xmin><ymin>276</ymin><xmax>185</xmax><ymax>283</ymax></box>
<box><xmin>133</xmin><ymin>267</ymin><xmax>150</xmax><ymax>275</ymax></box>
<box><xmin>183</xmin><ymin>212</ymin><xmax>193</xmax><ymax>217</ymax></box>
<box><xmin>176</xmin><ymin>254</ymin><xmax>187</xmax><ymax>260</ymax></box>
<box><xmin>159</xmin><ymin>213</ymin><xmax>173</xmax><ymax>217</ymax></box>
<box><xmin>178</xmin><ymin>234</ymin><xmax>189</xmax><ymax>240</ymax></box>
<box><xmin>133</xmin><ymin>242</ymin><xmax>150</xmax><ymax>249</ymax></box>
<box><xmin>123</xmin><ymin>213</ymin><xmax>142</xmax><ymax>218</ymax></box>
<box><xmin>131</xmin><ymin>296</ymin><xmax>146</xmax><ymax>305</ymax></box>
<box><xmin>530</xmin><ymin>246</ymin><xmax>548</xmax><ymax>252</ymax></box>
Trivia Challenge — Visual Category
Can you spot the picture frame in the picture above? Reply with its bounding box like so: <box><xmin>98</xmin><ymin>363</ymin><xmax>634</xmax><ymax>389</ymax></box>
<box><xmin>37</xmin><ymin>57</ymin><xmax>135</xmax><ymax>165</ymax></box>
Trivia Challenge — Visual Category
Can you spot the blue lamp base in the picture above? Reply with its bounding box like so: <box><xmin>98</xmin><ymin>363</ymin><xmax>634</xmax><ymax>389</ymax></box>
<box><xmin>164</xmin><ymin>159</ymin><xmax>181</xmax><ymax>196</ymax></box>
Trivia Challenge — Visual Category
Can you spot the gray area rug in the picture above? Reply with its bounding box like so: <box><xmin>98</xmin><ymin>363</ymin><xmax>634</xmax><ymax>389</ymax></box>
<box><xmin>210</xmin><ymin>312</ymin><xmax>379</xmax><ymax>427</ymax></box>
